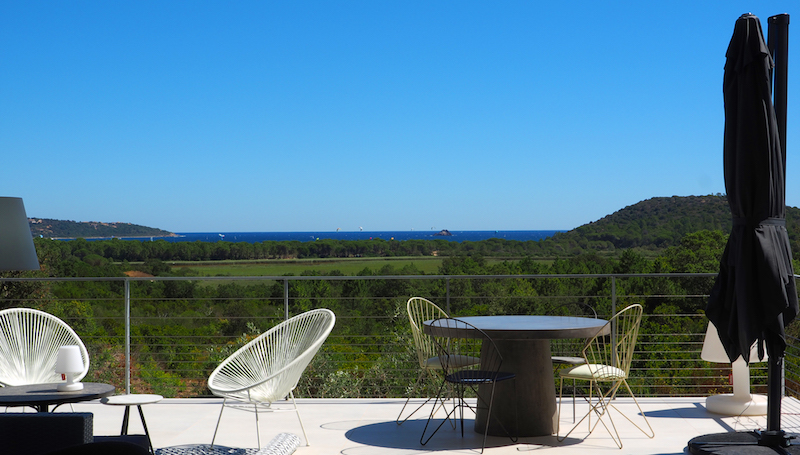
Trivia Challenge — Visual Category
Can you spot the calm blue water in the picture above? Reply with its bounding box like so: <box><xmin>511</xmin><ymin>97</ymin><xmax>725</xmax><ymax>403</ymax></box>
<box><xmin>96</xmin><ymin>230</ymin><xmax>562</xmax><ymax>243</ymax></box>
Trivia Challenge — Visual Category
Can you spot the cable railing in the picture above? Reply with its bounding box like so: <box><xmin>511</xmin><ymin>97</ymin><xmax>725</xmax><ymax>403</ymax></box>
<box><xmin>0</xmin><ymin>272</ymin><xmax>795</xmax><ymax>401</ymax></box>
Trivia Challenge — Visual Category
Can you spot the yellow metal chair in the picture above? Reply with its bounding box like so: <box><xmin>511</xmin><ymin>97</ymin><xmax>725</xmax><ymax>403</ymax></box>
<box><xmin>396</xmin><ymin>297</ymin><xmax>479</xmax><ymax>425</ymax></box>
<box><xmin>549</xmin><ymin>302</ymin><xmax>597</xmax><ymax>422</ymax></box>
<box><xmin>556</xmin><ymin>304</ymin><xmax>654</xmax><ymax>449</ymax></box>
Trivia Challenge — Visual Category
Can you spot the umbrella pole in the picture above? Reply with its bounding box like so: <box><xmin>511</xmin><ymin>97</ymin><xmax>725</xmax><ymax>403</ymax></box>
<box><xmin>768</xmin><ymin>14</ymin><xmax>789</xmax><ymax>159</ymax></box>
<box><xmin>761</xmin><ymin>350</ymin><xmax>790</xmax><ymax>446</ymax></box>
<box><xmin>759</xmin><ymin>14</ymin><xmax>793</xmax><ymax>448</ymax></box>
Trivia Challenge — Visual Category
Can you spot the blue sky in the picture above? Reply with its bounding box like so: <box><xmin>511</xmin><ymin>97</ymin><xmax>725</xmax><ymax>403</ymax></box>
<box><xmin>2</xmin><ymin>2</ymin><xmax>799</xmax><ymax>233</ymax></box>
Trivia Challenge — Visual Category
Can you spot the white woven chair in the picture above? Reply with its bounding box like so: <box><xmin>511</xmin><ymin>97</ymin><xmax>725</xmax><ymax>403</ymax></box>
<box><xmin>0</xmin><ymin>308</ymin><xmax>90</xmax><ymax>389</ymax></box>
<box><xmin>208</xmin><ymin>308</ymin><xmax>335</xmax><ymax>449</ymax></box>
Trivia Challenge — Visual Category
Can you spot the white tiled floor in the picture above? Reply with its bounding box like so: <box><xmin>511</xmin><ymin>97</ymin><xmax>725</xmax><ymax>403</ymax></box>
<box><xmin>68</xmin><ymin>396</ymin><xmax>800</xmax><ymax>455</ymax></box>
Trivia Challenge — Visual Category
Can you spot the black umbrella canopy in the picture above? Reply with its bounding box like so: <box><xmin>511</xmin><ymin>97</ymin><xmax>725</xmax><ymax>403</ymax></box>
<box><xmin>688</xmin><ymin>14</ymin><xmax>796</xmax><ymax>453</ymax></box>
<box><xmin>706</xmin><ymin>13</ymin><xmax>798</xmax><ymax>364</ymax></box>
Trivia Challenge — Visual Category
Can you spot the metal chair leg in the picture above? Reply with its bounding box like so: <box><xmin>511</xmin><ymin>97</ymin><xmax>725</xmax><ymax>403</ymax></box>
<box><xmin>210</xmin><ymin>398</ymin><xmax>227</xmax><ymax>449</ymax></box>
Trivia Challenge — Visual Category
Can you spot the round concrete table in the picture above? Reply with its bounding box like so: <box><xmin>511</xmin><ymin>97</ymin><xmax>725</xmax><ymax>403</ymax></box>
<box><xmin>424</xmin><ymin>315</ymin><xmax>608</xmax><ymax>437</ymax></box>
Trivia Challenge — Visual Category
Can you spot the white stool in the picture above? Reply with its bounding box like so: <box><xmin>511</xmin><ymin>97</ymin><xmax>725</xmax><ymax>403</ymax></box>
<box><xmin>100</xmin><ymin>394</ymin><xmax>163</xmax><ymax>454</ymax></box>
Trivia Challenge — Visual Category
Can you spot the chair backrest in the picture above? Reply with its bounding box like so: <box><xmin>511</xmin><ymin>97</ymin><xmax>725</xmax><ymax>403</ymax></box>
<box><xmin>546</xmin><ymin>301</ymin><xmax>597</xmax><ymax>319</ymax></box>
<box><xmin>583</xmin><ymin>304</ymin><xmax>644</xmax><ymax>377</ymax></box>
<box><xmin>208</xmin><ymin>308</ymin><xmax>335</xmax><ymax>403</ymax></box>
<box><xmin>406</xmin><ymin>298</ymin><xmax>449</xmax><ymax>369</ymax></box>
<box><xmin>0</xmin><ymin>308</ymin><xmax>90</xmax><ymax>386</ymax></box>
<box><xmin>547</xmin><ymin>302</ymin><xmax>596</xmax><ymax>359</ymax></box>
<box><xmin>429</xmin><ymin>318</ymin><xmax>502</xmax><ymax>377</ymax></box>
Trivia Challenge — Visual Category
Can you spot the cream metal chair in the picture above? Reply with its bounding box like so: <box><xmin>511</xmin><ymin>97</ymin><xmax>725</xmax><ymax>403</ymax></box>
<box><xmin>396</xmin><ymin>297</ymin><xmax>479</xmax><ymax>425</ymax></box>
<box><xmin>549</xmin><ymin>302</ymin><xmax>597</xmax><ymax>422</ymax></box>
<box><xmin>556</xmin><ymin>304</ymin><xmax>654</xmax><ymax>449</ymax></box>
<box><xmin>0</xmin><ymin>308</ymin><xmax>90</xmax><ymax>388</ymax></box>
<box><xmin>208</xmin><ymin>308</ymin><xmax>335</xmax><ymax>449</ymax></box>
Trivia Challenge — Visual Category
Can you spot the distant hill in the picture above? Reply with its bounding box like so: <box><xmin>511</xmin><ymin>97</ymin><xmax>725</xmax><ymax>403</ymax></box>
<box><xmin>549</xmin><ymin>195</ymin><xmax>800</xmax><ymax>253</ymax></box>
<box><xmin>26</xmin><ymin>196</ymin><xmax>800</xmax><ymax>256</ymax></box>
<box><xmin>29</xmin><ymin>218</ymin><xmax>174</xmax><ymax>239</ymax></box>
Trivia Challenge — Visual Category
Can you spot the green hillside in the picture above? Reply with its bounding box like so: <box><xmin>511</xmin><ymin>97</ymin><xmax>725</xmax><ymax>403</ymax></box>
<box><xmin>548</xmin><ymin>195</ymin><xmax>800</xmax><ymax>255</ymax></box>
<box><xmin>29</xmin><ymin>218</ymin><xmax>174</xmax><ymax>239</ymax></box>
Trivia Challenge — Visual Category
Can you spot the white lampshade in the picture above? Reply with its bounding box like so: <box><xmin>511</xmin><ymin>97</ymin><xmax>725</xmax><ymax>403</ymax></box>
<box><xmin>701</xmin><ymin>321</ymin><xmax>766</xmax><ymax>363</ymax></box>
<box><xmin>701</xmin><ymin>321</ymin><xmax>766</xmax><ymax>415</ymax></box>
<box><xmin>56</xmin><ymin>345</ymin><xmax>84</xmax><ymax>373</ymax></box>
<box><xmin>0</xmin><ymin>197</ymin><xmax>40</xmax><ymax>271</ymax></box>
<box><xmin>56</xmin><ymin>345</ymin><xmax>84</xmax><ymax>392</ymax></box>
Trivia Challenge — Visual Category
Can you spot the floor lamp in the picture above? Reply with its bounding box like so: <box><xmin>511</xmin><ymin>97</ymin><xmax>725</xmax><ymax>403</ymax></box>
<box><xmin>0</xmin><ymin>197</ymin><xmax>40</xmax><ymax>271</ymax></box>
<box><xmin>701</xmin><ymin>321</ymin><xmax>767</xmax><ymax>416</ymax></box>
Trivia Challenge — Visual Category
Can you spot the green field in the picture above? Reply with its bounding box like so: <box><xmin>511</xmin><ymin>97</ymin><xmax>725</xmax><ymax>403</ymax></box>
<box><xmin>171</xmin><ymin>256</ymin><xmax>446</xmax><ymax>276</ymax></box>
<box><xmin>169</xmin><ymin>256</ymin><xmax>543</xmax><ymax>277</ymax></box>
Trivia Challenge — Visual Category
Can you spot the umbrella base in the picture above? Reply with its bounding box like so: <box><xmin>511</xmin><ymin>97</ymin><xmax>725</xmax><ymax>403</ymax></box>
<box><xmin>689</xmin><ymin>431</ymin><xmax>799</xmax><ymax>455</ymax></box>
<box><xmin>706</xmin><ymin>393</ymin><xmax>768</xmax><ymax>416</ymax></box>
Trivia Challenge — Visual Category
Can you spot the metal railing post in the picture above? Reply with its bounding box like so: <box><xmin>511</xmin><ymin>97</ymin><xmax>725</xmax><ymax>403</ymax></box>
<box><xmin>611</xmin><ymin>275</ymin><xmax>617</xmax><ymax>317</ymax></box>
<box><xmin>446</xmin><ymin>277</ymin><xmax>451</xmax><ymax>314</ymax></box>
<box><xmin>124</xmin><ymin>277</ymin><xmax>131</xmax><ymax>394</ymax></box>
<box><xmin>284</xmin><ymin>278</ymin><xmax>289</xmax><ymax>320</ymax></box>
<box><xmin>611</xmin><ymin>275</ymin><xmax>617</xmax><ymax>369</ymax></box>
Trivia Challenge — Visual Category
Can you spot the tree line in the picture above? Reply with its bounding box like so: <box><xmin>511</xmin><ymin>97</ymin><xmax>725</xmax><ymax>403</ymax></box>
<box><xmin>31</xmin><ymin>236</ymin><xmax>564</xmax><ymax>267</ymax></box>
<box><xmin>0</xmin><ymin>229</ymin><xmax>770</xmax><ymax>400</ymax></box>
<box><xmin>27</xmin><ymin>195</ymin><xmax>800</xmax><ymax>265</ymax></box>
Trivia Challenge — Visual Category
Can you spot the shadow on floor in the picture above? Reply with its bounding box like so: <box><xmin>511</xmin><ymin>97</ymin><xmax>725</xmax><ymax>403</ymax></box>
<box><xmin>339</xmin><ymin>418</ymin><xmax>585</xmax><ymax>453</ymax></box>
<box><xmin>343</xmin><ymin>418</ymin><xmax>514</xmax><ymax>450</ymax></box>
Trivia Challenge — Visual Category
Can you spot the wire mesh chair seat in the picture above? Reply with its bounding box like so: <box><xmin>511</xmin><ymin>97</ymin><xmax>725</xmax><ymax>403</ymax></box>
<box><xmin>0</xmin><ymin>308</ymin><xmax>90</xmax><ymax>388</ymax></box>
<box><xmin>420</xmin><ymin>318</ymin><xmax>517</xmax><ymax>454</ymax></box>
<box><xmin>396</xmin><ymin>297</ymin><xmax>480</xmax><ymax>425</ymax></box>
<box><xmin>208</xmin><ymin>308</ymin><xmax>335</xmax><ymax>449</ymax></box>
<box><xmin>556</xmin><ymin>304</ymin><xmax>654</xmax><ymax>449</ymax></box>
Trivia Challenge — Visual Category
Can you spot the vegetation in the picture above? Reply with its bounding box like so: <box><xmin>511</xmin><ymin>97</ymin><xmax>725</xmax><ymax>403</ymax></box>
<box><xmin>29</xmin><ymin>218</ymin><xmax>173</xmax><ymax>239</ymax></box>
<box><xmin>1</xmin><ymin>230</ymin><xmax>753</xmax><ymax>399</ymax></box>
<box><xmin>25</xmin><ymin>195</ymin><xmax>800</xmax><ymax>260</ymax></box>
<box><xmin>551</xmin><ymin>195</ymin><xmax>800</xmax><ymax>255</ymax></box>
<box><xmin>3</xmin><ymin>195</ymin><xmax>797</xmax><ymax>400</ymax></box>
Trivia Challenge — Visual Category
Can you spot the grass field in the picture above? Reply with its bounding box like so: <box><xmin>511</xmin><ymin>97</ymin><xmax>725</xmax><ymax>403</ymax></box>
<box><xmin>171</xmin><ymin>256</ymin><xmax>447</xmax><ymax>276</ymax></box>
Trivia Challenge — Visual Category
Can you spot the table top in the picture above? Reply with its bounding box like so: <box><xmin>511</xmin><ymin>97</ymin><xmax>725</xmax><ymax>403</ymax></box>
<box><xmin>0</xmin><ymin>382</ymin><xmax>115</xmax><ymax>411</ymax></box>
<box><xmin>424</xmin><ymin>315</ymin><xmax>609</xmax><ymax>340</ymax></box>
<box><xmin>101</xmin><ymin>393</ymin><xmax>163</xmax><ymax>406</ymax></box>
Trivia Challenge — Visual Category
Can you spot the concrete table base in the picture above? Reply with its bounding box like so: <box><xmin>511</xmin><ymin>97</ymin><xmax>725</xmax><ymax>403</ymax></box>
<box><xmin>425</xmin><ymin>315</ymin><xmax>608</xmax><ymax>439</ymax></box>
<box><xmin>475</xmin><ymin>339</ymin><xmax>555</xmax><ymax>437</ymax></box>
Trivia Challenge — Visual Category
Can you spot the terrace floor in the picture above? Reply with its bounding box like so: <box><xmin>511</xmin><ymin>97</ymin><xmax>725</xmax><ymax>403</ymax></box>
<box><xmin>65</xmin><ymin>395</ymin><xmax>800</xmax><ymax>455</ymax></box>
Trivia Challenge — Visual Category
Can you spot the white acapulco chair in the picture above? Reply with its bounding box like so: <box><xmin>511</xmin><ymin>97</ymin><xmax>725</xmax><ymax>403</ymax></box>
<box><xmin>208</xmin><ymin>308</ymin><xmax>336</xmax><ymax>449</ymax></box>
<box><xmin>0</xmin><ymin>308</ymin><xmax>90</xmax><ymax>410</ymax></box>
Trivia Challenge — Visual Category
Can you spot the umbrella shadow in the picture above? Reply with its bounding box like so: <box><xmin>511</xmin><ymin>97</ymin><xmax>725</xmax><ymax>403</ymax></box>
<box><xmin>341</xmin><ymin>418</ymin><xmax>551</xmax><ymax>452</ymax></box>
<box><xmin>643</xmin><ymin>402</ymin><xmax>764</xmax><ymax>433</ymax></box>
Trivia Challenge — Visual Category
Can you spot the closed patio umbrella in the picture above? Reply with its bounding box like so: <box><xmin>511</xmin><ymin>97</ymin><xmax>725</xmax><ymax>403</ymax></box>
<box><xmin>690</xmin><ymin>13</ymin><xmax>799</xmax><ymax>454</ymax></box>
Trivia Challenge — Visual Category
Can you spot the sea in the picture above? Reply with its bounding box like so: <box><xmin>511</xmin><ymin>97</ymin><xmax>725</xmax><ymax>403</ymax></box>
<box><xmin>89</xmin><ymin>230</ymin><xmax>563</xmax><ymax>243</ymax></box>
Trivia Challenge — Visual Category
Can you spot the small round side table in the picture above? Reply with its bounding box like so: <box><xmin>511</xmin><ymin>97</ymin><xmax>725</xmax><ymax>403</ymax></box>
<box><xmin>100</xmin><ymin>394</ymin><xmax>163</xmax><ymax>454</ymax></box>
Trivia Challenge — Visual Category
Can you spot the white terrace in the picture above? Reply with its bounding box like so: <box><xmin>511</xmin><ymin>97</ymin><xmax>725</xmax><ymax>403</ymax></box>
<box><xmin>73</xmin><ymin>396</ymin><xmax>800</xmax><ymax>455</ymax></box>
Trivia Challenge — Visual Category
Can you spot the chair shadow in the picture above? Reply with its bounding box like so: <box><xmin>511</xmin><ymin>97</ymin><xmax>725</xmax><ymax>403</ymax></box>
<box><xmin>342</xmin><ymin>418</ymin><xmax>528</xmax><ymax>452</ymax></box>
